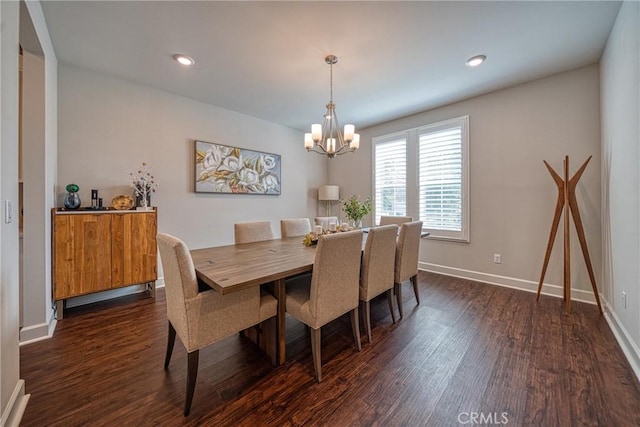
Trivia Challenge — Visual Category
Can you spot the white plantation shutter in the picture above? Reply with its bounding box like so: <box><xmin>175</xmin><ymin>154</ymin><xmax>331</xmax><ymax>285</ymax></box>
<box><xmin>373</xmin><ymin>136</ymin><xmax>407</xmax><ymax>225</ymax></box>
<box><xmin>419</xmin><ymin>128</ymin><xmax>462</xmax><ymax>231</ymax></box>
<box><xmin>371</xmin><ymin>116</ymin><xmax>469</xmax><ymax>242</ymax></box>
<box><xmin>418</xmin><ymin>117</ymin><xmax>468</xmax><ymax>241</ymax></box>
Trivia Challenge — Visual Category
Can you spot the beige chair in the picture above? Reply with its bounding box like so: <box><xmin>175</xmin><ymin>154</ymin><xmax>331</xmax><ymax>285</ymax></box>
<box><xmin>359</xmin><ymin>224</ymin><xmax>399</xmax><ymax>343</ymax></box>
<box><xmin>394</xmin><ymin>221</ymin><xmax>423</xmax><ymax>319</ymax></box>
<box><xmin>280</xmin><ymin>218</ymin><xmax>312</xmax><ymax>238</ymax></box>
<box><xmin>379</xmin><ymin>215</ymin><xmax>413</xmax><ymax>226</ymax></box>
<box><xmin>285</xmin><ymin>230</ymin><xmax>363</xmax><ymax>382</ymax></box>
<box><xmin>314</xmin><ymin>216</ymin><xmax>339</xmax><ymax>231</ymax></box>
<box><xmin>234</xmin><ymin>221</ymin><xmax>275</xmax><ymax>244</ymax></box>
<box><xmin>157</xmin><ymin>233</ymin><xmax>277</xmax><ymax>415</ymax></box>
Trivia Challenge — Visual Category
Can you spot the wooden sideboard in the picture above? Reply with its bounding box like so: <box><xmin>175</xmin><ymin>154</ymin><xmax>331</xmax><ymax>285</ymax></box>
<box><xmin>52</xmin><ymin>208</ymin><xmax>157</xmax><ymax>319</ymax></box>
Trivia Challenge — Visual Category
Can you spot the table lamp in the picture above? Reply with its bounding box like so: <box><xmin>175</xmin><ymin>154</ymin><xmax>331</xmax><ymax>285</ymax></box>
<box><xmin>318</xmin><ymin>185</ymin><xmax>340</xmax><ymax>216</ymax></box>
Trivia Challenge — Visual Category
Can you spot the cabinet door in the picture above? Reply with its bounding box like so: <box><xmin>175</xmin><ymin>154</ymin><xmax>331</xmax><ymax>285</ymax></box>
<box><xmin>53</xmin><ymin>214</ymin><xmax>112</xmax><ymax>300</ymax></box>
<box><xmin>112</xmin><ymin>212</ymin><xmax>157</xmax><ymax>287</ymax></box>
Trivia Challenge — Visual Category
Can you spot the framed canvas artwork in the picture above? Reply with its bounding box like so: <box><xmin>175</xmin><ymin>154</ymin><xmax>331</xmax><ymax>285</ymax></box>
<box><xmin>194</xmin><ymin>140</ymin><xmax>281</xmax><ymax>195</ymax></box>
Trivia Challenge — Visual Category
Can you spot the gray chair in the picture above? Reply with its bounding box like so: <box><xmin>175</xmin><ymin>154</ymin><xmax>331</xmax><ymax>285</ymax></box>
<box><xmin>234</xmin><ymin>221</ymin><xmax>275</xmax><ymax>244</ymax></box>
<box><xmin>359</xmin><ymin>224</ymin><xmax>399</xmax><ymax>342</ymax></box>
<box><xmin>280</xmin><ymin>218</ymin><xmax>312</xmax><ymax>238</ymax></box>
<box><xmin>285</xmin><ymin>230</ymin><xmax>363</xmax><ymax>382</ymax></box>
<box><xmin>379</xmin><ymin>215</ymin><xmax>413</xmax><ymax>226</ymax></box>
<box><xmin>157</xmin><ymin>233</ymin><xmax>277</xmax><ymax>415</ymax></box>
<box><xmin>394</xmin><ymin>221</ymin><xmax>423</xmax><ymax>319</ymax></box>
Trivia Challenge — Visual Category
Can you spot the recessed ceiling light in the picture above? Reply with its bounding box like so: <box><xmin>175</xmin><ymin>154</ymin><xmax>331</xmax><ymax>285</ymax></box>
<box><xmin>173</xmin><ymin>54</ymin><xmax>195</xmax><ymax>66</ymax></box>
<box><xmin>466</xmin><ymin>54</ymin><xmax>486</xmax><ymax>68</ymax></box>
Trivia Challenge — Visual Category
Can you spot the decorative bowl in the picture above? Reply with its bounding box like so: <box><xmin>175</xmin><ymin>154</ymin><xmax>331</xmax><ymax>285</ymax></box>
<box><xmin>111</xmin><ymin>195</ymin><xmax>134</xmax><ymax>210</ymax></box>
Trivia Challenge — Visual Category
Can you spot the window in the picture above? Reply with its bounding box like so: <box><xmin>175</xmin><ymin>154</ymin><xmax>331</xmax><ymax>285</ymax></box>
<box><xmin>373</xmin><ymin>135</ymin><xmax>407</xmax><ymax>226</ymax></box>
<box><xmin>372</xmin><ymin>116</ymin><xmax>469</xmax><ymax>242</ymax></box>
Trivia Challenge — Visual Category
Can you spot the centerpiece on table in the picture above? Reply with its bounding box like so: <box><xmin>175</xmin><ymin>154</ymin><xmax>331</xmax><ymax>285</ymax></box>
<box><xmin>302</xmin><ymin>223</ymin><xmax>352</xmax><ymax>246</ymax></box>
<box><xmin>130</xmin><ymin>162</ymin><xmax>158</xmax><ymax>210</ymax></box>
<box><xmin>341</xmin><ymin>195</ymin><xmax>372</xmax><ymax>228</ymax></box>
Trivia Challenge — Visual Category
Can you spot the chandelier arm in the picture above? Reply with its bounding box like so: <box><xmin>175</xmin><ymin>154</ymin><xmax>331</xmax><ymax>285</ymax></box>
<box><xmin>332</xmin><ymin>110</ymin><xmax>345</xmax><ymax>148</ymax></box>
<box><xmin>309</xmin><ymin>146</ymin><xmax>328</xmax><ymax>155</ymax></box>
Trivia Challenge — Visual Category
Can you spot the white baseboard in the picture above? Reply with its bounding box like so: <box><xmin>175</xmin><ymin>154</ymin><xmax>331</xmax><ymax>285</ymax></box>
<box><xmin>601</xmin><ymin>298</ymin><xmax>640</xmax><ymax>382</ymax></box>
<box><xmin>420</xmin><ymin>262</ymin><xmax>597</xmax><ymax>304</ymax></box>
<box><xmin>0</xmin><ymin>379</ymin><xmax>30</xmax><ymax>427</ymax></box>
<box><xmin>19</xmin><ymin>308</ymin><xmax>57</xmax><ymax>346</ymax></box>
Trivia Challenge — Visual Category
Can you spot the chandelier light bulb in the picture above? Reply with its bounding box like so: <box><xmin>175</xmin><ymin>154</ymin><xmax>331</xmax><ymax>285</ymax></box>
<box><xmin>311</xmin><ymin>124</ymin><xmax>322</xmax><ymax>142</ymax></box>
<box><xmin>344</xmin><ymin>124</ymin><xmax>355</xmax><ymax>142</ymax></box>
<box><xmin>350</xmin><ymin>134</ymin><xmax>360</xmax><ymax>150</ymax></box>
<box><xmin>304</xmin><ymin>133</ymin><xmax>314</xmax><ymax>149</ymax></box>
<box><xmin>327</xmin><ymin>138</ymin><xmax>336</xmax><ymax>153</ymax></box>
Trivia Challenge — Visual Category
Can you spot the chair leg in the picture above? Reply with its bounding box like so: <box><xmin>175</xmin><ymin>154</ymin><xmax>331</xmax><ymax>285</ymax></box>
<box><xmin>412</xmin><ymin>274</ymin><xmax>420</xmax><ymax>305</ymax></box>
<box><xmin>396</xmin><ymin>282</ymin><xmax>404</xmax><ymax>319</ymax></box>
<box><xmin>310</xmin><ymin>328</ymin><xmax>322</xmax><ymax>383</ymax></box>
<box><xmin>261</xmin><ymin>317</ymin><xmax>277</xmax><ymax>366</ymax></box>
<box><xmin>255</xmin><ymin>324</ymin><xmax>262</xmax><ymax>348</ymax></box>
<box><xmin>363</xmin><ymin>301</ymin><xmax>372</xmax><ymax>343</ymax></box>
<box><xmin>184</xmin><ymin>350</ymin><xmax>199</xmax><ymax>416</ymax></box>
<box><xmin>350</xmin><ymin>307</ymin><xmax>362</xmax><ymax>352</ymax></box>
<box><xmin>164</xmin><ymin>322</ymin><xmax>176</xmax><ymax>369</ymax></box>
<box><xmin>386</xmin><ymin>289</ymin><xmax>396</xmax><ymax>324</ymax></box>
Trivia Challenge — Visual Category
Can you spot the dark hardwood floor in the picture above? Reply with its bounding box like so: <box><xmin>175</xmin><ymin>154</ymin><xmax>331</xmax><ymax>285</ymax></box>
<box><xmin>20</xmin><ymin>272</ymin><xmax>640</xmax><ymax>426</ymax></box>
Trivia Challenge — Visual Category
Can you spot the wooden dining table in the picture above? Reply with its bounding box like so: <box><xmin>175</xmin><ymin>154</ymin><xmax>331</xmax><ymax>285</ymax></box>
<box><xmin>190</xmin><ymin>228</ymin><xmax>424</xmax><ymax>365</ymax></box>
<box><xmin>190</xmin><ymin>236</ymin><xmax>320</xmax><ymax>365</ymax></box>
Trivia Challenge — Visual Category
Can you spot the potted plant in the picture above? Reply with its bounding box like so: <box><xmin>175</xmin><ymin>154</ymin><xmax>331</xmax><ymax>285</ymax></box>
<box><xmin>341</xmin><ymin>195</ymin><xmax>372</xmax><ymax>228</ymax></box>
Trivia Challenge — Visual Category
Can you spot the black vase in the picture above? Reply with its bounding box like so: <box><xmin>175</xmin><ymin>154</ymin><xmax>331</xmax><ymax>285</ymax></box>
<box><xmin>64</xmin><ymin>192</ymin><xmax>81</xmax><ymax>210</ymax></box>
<box><xmin>134</xmin><ymin>191</ymin><xmax>151</xmax><ymax>208</ymax></box>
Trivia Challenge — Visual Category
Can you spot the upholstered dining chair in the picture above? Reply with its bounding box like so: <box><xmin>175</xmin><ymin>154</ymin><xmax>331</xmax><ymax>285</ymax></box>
<box><xmin>285</xmin><ymin>230</ymin><xmax>363</xmax><ymax>382</ymax></box>
<box><xmin>379</xmin><ymin>215</ymin><xmax>413</xmax><ymax>226</ymax></box>
<box><xmin>314</xmin><ymin>216</ymin><xmax>339</xmax><ymax>231</ymax></box>
<box><xmin>234</xmin><ymin>221</ymin><xmax>275</xmax><ymax>244</ymax></box>
<box><xmin>157</xmin><ymin>233</ymin><xmax>277</xmax><ymax>416</ymax></box>
<box><xmin>280</xmin><ymin>218</ymin><xmax>312</xmax><ymax>238</ymax></box>
<box><xmin>394</xmin><ymin>221</ymin><xmax>424</xmax><ymax>319</ymax></box>
<box><xmin>359</xmin><ymin>224</ymin><xmax>399</xmax><ymax>342</ymax></box>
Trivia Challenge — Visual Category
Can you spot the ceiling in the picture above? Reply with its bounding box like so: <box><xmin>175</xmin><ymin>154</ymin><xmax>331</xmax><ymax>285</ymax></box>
<box><xmin>39</xmin><ymin>1</ymin><xmax>621</xmax><ymax>132</ymax></box>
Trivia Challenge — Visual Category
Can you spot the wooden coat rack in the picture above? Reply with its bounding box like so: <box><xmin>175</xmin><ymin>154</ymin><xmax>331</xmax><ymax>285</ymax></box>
<box><xmin>536</xmin><ymin>155</ymin><xmax>602</xmax><ymax>314</ymax></box>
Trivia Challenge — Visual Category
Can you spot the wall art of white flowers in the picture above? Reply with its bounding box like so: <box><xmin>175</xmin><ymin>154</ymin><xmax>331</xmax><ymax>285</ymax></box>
<box><xmin>195</xmin><ymin>140</ymin><xmax>281</xmax><ymax>195</ymax></box>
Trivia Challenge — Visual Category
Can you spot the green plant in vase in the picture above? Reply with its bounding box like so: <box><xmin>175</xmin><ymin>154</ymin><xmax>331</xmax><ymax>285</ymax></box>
<box><xmin>341</xmin><ymin>195</ymin><xmax>372</xmax><ymax>228</ymax></box>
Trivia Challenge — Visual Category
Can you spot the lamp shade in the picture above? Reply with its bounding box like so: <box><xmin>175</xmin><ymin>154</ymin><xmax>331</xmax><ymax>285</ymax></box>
<box><xmin>318</xmin><ymin>185</ymin><xmax>340</xmax><ymax>201</ymax></box>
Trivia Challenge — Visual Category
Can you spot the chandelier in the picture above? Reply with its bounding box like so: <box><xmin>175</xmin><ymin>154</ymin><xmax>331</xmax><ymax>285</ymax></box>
<box><xmin>304</xmin><ymin>55</ymin><xmax>359</xmax><ymax>158</ymax></box>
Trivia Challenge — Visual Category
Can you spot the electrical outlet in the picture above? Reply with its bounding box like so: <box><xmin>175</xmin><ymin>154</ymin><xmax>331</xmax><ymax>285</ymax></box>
<box><xmin>622</xmin><ymin>291</ymin><xmax>627</xmax><ymax>309</ymax></box>
<box><xmin>493</xmin><ymin>253</ymin><xmax>501</xmax><ymax>264</ymax></box>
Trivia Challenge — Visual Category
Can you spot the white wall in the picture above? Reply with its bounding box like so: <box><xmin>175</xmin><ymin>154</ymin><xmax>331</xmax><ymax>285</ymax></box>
<box><xmin>330</xmin><ymin>65</ymin><xmax>602</xmax><ymax>302</ymax></box>
<box><xmin>20</xmin><ymin>51</ymin><xmax>48</xmax><ymax>341</ymax></box>
<box><xmin>57</xmin><ymin>63</ymin><xmax>326</xmax><ymax>264</ymax></box>
<box><xmin>600</xmin><ymin>1</ymin><xmax>640</xmax><ymax>378</ymax></box>
<box><xmin>18</xmin><ymin>0</ymin><xmax>58</xmax><ymax>346</ymax></box>
<box><xmin>0</xmin><ymin>0</ymin><xmax>20</xmax><ymax>419</ymax></box>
